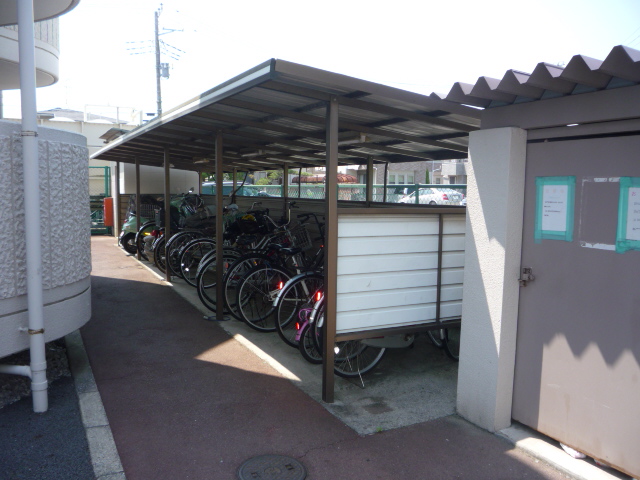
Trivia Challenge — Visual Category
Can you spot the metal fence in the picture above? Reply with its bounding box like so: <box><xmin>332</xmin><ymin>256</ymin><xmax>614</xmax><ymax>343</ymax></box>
<box><xmin>227</xmin><ymin>184</ymin><xmax>467</xmax><ymax>205</ymax></box>
<box><xmin>89</xmin><ymin>166</ymin><xmax>111</xmax><ymax>235</ymax></box>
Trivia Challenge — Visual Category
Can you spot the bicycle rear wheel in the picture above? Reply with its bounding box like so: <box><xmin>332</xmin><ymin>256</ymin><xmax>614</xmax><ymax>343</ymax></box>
<box><xmin>179</xmin><ymin>238</ymin><xmax>216</xmax><ymax>287</ymax></box>
<box><xmin>276</xmin><ymin>273</ymin><xmax>323</xmax><ymax>348</ymax></box>
<box><xmin>153</xmin><ymin>236</ymin><xmax>167</xmax><ymax>273</ymax></box>
<box><xmin>442</xmin><ymin>326</ymin><xmax>460</xmax><ymax>361</ymax></box>
<box><xmin>427</xmin><ymin>329</ymin><xmax>445</xmax><ymax>348</ymax></box>
<box><xmin>235</xmin><ymin>265</ymin><xmax>292</xmax><ymax>332</ymax></box>
<box><xmin>298</xmin><ymin>322</ymin><xmax>322</xmax><ymax>364</ymax></box>
<box><xmin>166</xmin><ymin>231</ymin><xmax>205</xmax><ymax>278</ymax></box>
<box><xmin>196</xmin><ymin>249</ymin><xmax>242</xmax><ymax>312</ymax></box>
<box><xmin>135</xmin><ymin>222</ymin><xmax>157</xmax><ymax>260</ymax></box>
<box><xmin>223</xmin><ymin>253</ymin><xmax>273</xmax><ymax>321</ymax></box>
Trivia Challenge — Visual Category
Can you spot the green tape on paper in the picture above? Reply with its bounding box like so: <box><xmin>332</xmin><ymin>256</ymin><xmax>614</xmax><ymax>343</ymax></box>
<box><xmin>534</xmin><ymin>176</ymin><xmax>576</xmax><ymax>243</ymax></box>
<box><xmin>615</xmin><ymin>177</ymin><xmax>640</xmax><ymax>253</ymax></box>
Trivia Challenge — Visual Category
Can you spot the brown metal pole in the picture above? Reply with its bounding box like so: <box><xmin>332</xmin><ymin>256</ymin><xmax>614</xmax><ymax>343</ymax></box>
<box><xmin>215</xmin><ymin>132</ymin><xmax>225</xmax><ymax>321</ymax></box>
<box><xmin>366</xmin><ymin>156</ymin><xmax>374</xmax><ymax>204</ymax></box>
<box><xmin>283</xmin><ymin>163</ymin><xmax>289</xmax><ymax>199</ymax></box>
<box><xmin>135</xmin><ymin>157</ymin><xmax>142</xmax><ymax>261</ymax></box>
<box><xmin>435</xmin><ymin>214</ymin><xmax>444</xmax><ymax>324</ymax></box>
<box><xmin>322</xmin><ymin>96</ymin><xmax>339</xmax><ymax>403</ymax></box>
<box><xmin>114</xmin><ymin>161</ymin><xmax>121</xmax><ymax>238</ymax></box>
<box><xmin>164</xmin><ymin>147</ymin><xmax>171</xmax><ymax>282</ymax></box>
<box><xmin>383</xmin><ymin>162</ymin><xmax>389</xmax><ymax>203</ymax></box>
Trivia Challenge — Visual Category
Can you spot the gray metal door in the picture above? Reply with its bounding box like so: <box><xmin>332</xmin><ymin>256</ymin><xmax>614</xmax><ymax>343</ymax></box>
<box><xmin>513</xmin><ymin>133</ymin><xmax>640</xmax><ymax>477</ymax></box>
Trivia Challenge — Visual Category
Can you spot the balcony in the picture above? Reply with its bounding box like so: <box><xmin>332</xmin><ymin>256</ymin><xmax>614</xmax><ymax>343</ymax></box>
<box><xmin>0</xmin><ymin>18</ymin><xmax>60</xmax><ymax>90</ymax></box>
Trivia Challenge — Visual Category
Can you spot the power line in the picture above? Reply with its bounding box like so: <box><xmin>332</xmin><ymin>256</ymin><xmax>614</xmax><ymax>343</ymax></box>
<box><xmin>125</xmin><ymin>5</ymin><xmax>185</xmax><ymax>116</ymax></box>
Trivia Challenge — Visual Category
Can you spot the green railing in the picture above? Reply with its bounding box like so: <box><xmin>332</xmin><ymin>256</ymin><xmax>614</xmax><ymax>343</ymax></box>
<box><xmin>89</xmin><ymin>166</ymin><xmax>111</xmax><ymax>235</ymax></box>
<box><xmin>207</xmin><ymin>183</ymin><xmax>467</xmax><ymax>205</ymax></box>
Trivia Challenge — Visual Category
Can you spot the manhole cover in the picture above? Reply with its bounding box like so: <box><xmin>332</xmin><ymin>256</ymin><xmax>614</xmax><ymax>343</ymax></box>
<box><xmin>237</xmin><ymin>454</ymin><xmax>306</xmax><ymax>480</ymax></box>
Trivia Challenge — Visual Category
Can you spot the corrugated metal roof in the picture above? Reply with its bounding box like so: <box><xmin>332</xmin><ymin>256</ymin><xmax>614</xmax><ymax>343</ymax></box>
<box><xmin>439</xmin><ymin>45</ymin><xmax>640</xmax><ymax>109</ymax></box>
<box><xmin>92</xmin><ymin>59</ymin><xmax>481</xmax><ymax>173</ymax></box>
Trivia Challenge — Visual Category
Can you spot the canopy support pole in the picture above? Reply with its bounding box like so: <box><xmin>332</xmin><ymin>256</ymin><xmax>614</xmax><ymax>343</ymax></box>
<box><xmin>366</xmin><ymin>156</ymin><xmax>374</xmax><ymax>204</ymax></box>
<box><xmin>164</xmin><ymin>148</ymin><xmax>171</xmax><ymax>282</ymax></box>
<box><xmin>135</xmin><ymin>157</ymin><xmax>141</xmax><ymax>260</ymax></box>
<box><xmin>114</xmin><ymin>161</ymin><xmax>121</xmax><ymax>238</ymax></box>
<box><xmin>322</xmin><ymin>96</ymin><xmax>339</xmax><ymax>403</ymax></box>
<box><xmin>215</xmin><ymin>132</ymin><xmax>225</xmax><ymax>321</ymax></box>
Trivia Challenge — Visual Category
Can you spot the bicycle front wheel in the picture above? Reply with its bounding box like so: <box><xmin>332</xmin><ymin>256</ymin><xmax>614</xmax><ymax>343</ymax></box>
<box><xmin>333</xmin><ymin>340</ymin><xmax>386</xmax><ymax>378</ymax></box>
<box><xmin>313</xmin><ymin>310</ymin><xmax>386</xmax><ymax>378</ymax></box>
<box><xmin>236</xmin><ymin>265</ymin><xmax>292</xmax><ymax>332</ymax></box>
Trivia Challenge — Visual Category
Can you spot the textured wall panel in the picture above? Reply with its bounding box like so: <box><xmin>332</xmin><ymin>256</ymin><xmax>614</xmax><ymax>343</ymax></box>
<box><xmin>0</xmin><ymin>123</ymin><xmax>91</xmax><ymax>299</ymax></box>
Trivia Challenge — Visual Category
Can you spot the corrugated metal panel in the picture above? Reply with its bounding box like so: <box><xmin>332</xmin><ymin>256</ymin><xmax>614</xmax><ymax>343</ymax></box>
<box><xmin>335</xmin><ymin>213</ymin><xmax>465</xmax><ymax>334</ymax></box>
<box><xmin>92</xmin><ymin>59</ymin><xmax>481</xmax><ymax>171</ymax></box>
<box><xmin>444</xmin><ymin>45</ymin><xmax>640</xmax><ymax>109</ymax></box>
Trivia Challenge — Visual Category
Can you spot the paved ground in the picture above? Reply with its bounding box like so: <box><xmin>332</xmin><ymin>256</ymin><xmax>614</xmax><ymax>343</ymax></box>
<box><xmin>0</xmin><ymin>376</ymin><xmax>93</xmax><ymax>480</ymax></box>
<box><xmin>82</xmin><ymin>236</ymin><xmax>573</xmax><ymax>480</ymax></box>
<box><xmin>0</xmin><ymin>236</ymin><xmax>631</xmax><ymax>480</ymax></box>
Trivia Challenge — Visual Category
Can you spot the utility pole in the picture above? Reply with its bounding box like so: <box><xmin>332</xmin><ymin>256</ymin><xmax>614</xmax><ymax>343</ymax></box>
<box><xmin>154</xmin><ymin>6</ymin><xmax>162</xmax><ymax>115</ymax></box>
<box><xmin>127</xmin><ymin>5</ymin><xmax>183</xmax><ymax>118</ymax></box>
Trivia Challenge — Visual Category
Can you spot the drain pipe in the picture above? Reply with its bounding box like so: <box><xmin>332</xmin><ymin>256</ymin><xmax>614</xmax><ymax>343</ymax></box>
<box><xmin>17</xmin><ymin>0</ymin><xmax>48</xmax><ymax>413</ymax></box>
<box><xmin>0</xmin><ymin>365</ymin><xmax>32</xmax><ymax>377</ymax></box>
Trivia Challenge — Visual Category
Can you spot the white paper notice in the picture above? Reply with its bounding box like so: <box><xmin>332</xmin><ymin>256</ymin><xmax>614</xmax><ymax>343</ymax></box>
<box><xmin>542</xmin><ymin>185</ymin><xmax>568</xmax><ymax>232</ymax></box>
<box><xmin>626</xmin><ymin>187</ymin><xmax>640</xmax><ymax>241</ymax></box>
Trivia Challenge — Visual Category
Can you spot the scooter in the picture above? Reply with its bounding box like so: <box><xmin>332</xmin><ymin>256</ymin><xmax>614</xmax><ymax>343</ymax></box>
<box><xmin>118</xmin><ymin>195</ymin><xmax>163</xmax><ymax>254</ymax></box>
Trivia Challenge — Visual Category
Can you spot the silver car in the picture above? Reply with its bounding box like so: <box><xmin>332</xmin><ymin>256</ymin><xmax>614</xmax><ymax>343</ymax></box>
<box><xmin>398</xmin><ymin>188</ymin><xmax>464</xmax><ymax>205</ymax></box>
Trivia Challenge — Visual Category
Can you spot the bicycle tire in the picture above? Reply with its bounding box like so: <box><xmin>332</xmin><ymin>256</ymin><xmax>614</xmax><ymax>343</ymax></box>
<box><xmin>153</xmin><ymin>236</ymin><xmax>167</xmax><ymax>273</ymax></box>
<box><xmin>442</xmin><ymin>326</ymin><xmax>460</xmax><ymax>361</ymax></box>
<box><xmin>165</xmin><ymin>231</ymin><xmax>205</xmax><ymax>277</ymax></box>
<box><xmin>313</xmin><ymin>309</ymin><xmax>386</xmax><ymax>378</ymax></box>
<box><xmin>135</xmin><ymin>221</ymin><xmax>157</xmax><ymax>261</ymax></box>
<box><xmin>298</xmin><ymin>322</ymin><xmax>322</xmax><ymax>364</ymax></box>
<box><xmin>275</xmin><ymin>273</ymin><xmax>323</xmax><ymax>348</ymax></box>
<box><xmin>235</xmin><ymin>265</ymin><xmax>292</xmax><ymax>332</ymax></box>
<box><xmin>427</xmin><ymin>329</ymin><xmax>445</xmax><ymax>348</ymax></box>
<box><xmin>223</xmin><ymin>252</ymin><xmax>274</xmax><ymax>321</ymax></box>
<box><xmin>196</xmin><ymin>249</ymin><xmax>242</xmax><ymax>312</ymax></box>
<box><xmin>179</xmin><ymin>238</ymin><xmax>216</xmax><ymax>287</ymax></box>
<box><xmin>333</xmin><ymin>340</ymin><xmax>386</xmax><ymax>378</ymax></box>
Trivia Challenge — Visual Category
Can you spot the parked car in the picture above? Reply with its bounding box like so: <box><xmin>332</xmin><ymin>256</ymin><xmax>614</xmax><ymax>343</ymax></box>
<box><xmin>398</xmin><ymin>188</ymin><xmax>464</xmax><ymax>205</ymax></box>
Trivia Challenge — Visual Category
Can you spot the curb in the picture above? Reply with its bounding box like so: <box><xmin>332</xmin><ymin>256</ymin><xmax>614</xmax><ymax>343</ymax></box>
<box><xmin>66</xmin><ymin>330</ymin><xmax>126</xmax><ymax>480</ymax></box>
<box><xmin>499</xmin><ymin>424</ymin><xmax>630</xmax><ymax>480</ymax></box>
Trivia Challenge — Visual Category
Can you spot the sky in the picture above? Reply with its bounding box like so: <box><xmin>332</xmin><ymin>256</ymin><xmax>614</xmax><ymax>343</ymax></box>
<box><xmin>3</xmin><ymin>0</ymin><xmax>640</xmax><ymax>120</ymax></box>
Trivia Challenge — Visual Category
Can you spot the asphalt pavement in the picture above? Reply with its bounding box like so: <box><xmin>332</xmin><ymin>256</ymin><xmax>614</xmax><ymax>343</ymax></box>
<box><xmin>0</xmin><ymin>235</ymin><xmax>632</xmax><ymax>480</ymax></box>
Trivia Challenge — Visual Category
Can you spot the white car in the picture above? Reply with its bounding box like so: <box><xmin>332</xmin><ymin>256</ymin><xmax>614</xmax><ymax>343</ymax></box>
<box><xmin>398</xmin><ymin>188</ymin><xmax>464</xmax><ymax>205</ymax></box>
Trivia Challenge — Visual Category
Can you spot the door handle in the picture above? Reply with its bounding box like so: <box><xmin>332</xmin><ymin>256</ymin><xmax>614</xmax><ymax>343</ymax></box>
<box><xmin>519</xmin><ymin>267</ymin><xmax>535</xmax><ymax>287</ymax></box>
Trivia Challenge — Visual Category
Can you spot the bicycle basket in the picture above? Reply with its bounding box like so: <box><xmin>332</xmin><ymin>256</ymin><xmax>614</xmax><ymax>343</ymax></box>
<box><xmin>287</xmin><ymin>224</ymin><xmax>313</xmax><ymax>251</ymax></box>
<box><xmin>237</xmin><ymin>217</ymin><xmax>260</xmax><ymax>234</ymax></box>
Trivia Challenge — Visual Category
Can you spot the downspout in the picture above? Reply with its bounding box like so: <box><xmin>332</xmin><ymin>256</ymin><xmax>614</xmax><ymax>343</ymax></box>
<box><xmin>18</xmin><ymin>0</ymin><xmax>48</xmax><ymax>413</ymax></box>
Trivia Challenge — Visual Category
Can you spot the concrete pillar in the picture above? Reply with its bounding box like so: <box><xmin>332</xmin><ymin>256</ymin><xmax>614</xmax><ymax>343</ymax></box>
<box><xmin>456</xmin><ymin>127</ymin><xmax>527</xmax><ymax>432</ymax></box>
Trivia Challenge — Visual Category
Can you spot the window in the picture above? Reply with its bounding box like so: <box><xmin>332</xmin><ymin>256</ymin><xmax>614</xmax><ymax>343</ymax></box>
<box><xmin>388</xmin><ymin>174</ymin><xmax>396</xmax><ymax>184</ymax></box>
<box><xmin>397</xmin><ymin>174</ymin><xmax>405</xmax><ymax>184</ymax></box>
